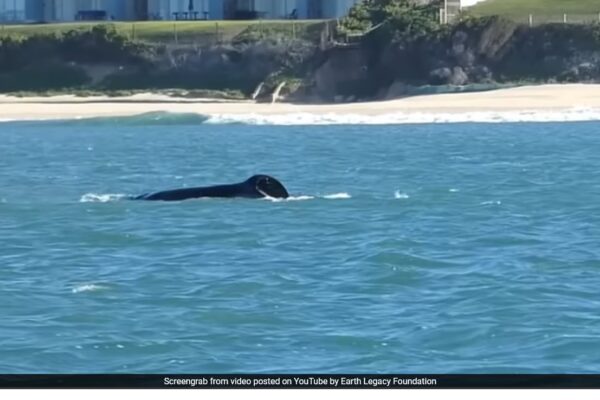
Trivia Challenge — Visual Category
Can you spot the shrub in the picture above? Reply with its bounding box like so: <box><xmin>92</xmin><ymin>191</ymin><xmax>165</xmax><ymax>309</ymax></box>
<box><xmin>338</xmin><ymin>0</ymin><xmax>442</xmax><ymax>43</ymax></box>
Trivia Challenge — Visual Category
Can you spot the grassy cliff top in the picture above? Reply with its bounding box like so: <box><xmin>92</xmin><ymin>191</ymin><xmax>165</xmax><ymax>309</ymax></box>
<box><xmin>0</xmin><ymin>20</ymin><xmax>327</xmax><ymax>43</ymax></box>
<box><xmin>469</xmin><ymin>0</ymin><xmax>600</xmax><ymax>24</ymax></box>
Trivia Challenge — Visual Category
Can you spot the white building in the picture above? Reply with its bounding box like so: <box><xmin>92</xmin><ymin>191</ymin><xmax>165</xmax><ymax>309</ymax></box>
<box><xmin>0</xmin><ymin>0</ymin><xmax>363</xmax><ymax>22</ymax></box>
<box><xmin>298</xmin><ymin>0</ymin><xmax>360</xmax><ymax>19</ymax></box>
<box><xmin>148</xmin><ymin>0</ymin><xmax>362</xmax><ymax>20</ymax></box>
<box><xmin>0</xmin><ymin>0</ymin><xmax>144</xmax><ymax>22</ymax></box>
<box><xmin>0</xmin><ymin>0</ymin><xmax>41</xmax><ymax>22</ymax></box>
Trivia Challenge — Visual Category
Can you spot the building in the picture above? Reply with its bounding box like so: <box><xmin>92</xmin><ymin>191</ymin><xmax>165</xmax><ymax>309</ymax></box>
<box><xmin>221</xmin><ymin>0</ymin><xmax>300</xmax><ymax>19</ymax></box>
<box><xmin>0</xmin><ymin>0</ymin><xmax>143</xmax><ymax>22</ymax></box>
<box><xmin>0</xmin><ymin>0</ymin><xmax>362</xmax><ymax>22</ymax></box>
<box><xmin>148</xmin><ymin>0</ymin><xmax>362</xmax><ymax>20</ymax></box>
<box><xmin>47</xmin><ymin>0</ymin><xmax>145</xmax><ymax>22</ymax></box>
<box><xmin>301</xmin><ymin>0</ymin><xmax>360</xmax><ymax>19</ymax></box>
<box><xmin>0</xmin><ymin>0</ymin><xmax>34</xmax><ymax>21</ymax></box>
<box><xmin>147</xmin><ymin>0</ymin><xmax>219</xmax><ymax>20</ymax></box>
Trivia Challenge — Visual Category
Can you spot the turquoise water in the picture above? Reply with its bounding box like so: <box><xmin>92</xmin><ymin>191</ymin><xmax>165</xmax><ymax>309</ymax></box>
<box><xmin>2</xmin><ymin>117</ymin><xmax>600</xmax><ymax>373</ymax></box>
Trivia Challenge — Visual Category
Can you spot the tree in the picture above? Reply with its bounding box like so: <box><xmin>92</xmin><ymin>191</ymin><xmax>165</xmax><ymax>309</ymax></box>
<box><xmin>339</xmin><ymin>0</ymin><xmax>441</xmax><ymax>43</ymax></box>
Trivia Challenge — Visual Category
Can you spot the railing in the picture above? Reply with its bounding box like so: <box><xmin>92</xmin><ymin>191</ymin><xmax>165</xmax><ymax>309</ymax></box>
<box><xmin>440</xmin><ymin>5</ymin><xmax>461</xmax><ymax>24</ymax></box>
<box><xmin>3</xmin><ymin>11</ymin><xmax>598</xmax><ymax>48</ymax></box>
<box><xmin>0</xmin><ymin>20</ymin><xmax>333</xmax><ymax>47</ymax></box>
<box><xmin>520</xmin><ymin>13</ymin><xmax>600</xmax><ymax>26</ymax></box>
<box><xmin>126</xmin><ymin>20</ymin><xmax>329</xmax><ymax>46</ymax></box>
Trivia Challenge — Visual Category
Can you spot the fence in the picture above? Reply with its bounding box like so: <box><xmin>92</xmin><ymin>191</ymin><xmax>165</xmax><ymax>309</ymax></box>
<box><xmin>0</xmin><ymin>19</ymin><xmax>334</xmax><ymax>47</ymax></box>
<box><xmin>440</xmin><ymin>2</ymin><xmax>461</xmax><ymax>24</ymax></box>
<box><xmin>129</xmin><ymin>21</ymin><xmax>320</xmax><ymax>46</ymax></box>
<box><xmin>2</xmin><ymin>12</ymin><xmax>599</xmax><ymax>49</ymax></box>
<box><xmin>519</xmin><ymin>13</ymin><xmax>600</xmax><ymax>26</ymax></box>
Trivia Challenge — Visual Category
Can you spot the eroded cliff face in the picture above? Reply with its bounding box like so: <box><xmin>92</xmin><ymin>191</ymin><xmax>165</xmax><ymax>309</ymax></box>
<box><xmin>2</xmin><ymin>18</ymin><xmax>599</xmax><ymax>101</ymax></box>
<box><xmin>304</xmin><ymin>17</ymin><xmax>600</xmax><ymax>102</ymax></box>
<box><xmin>310</xmin><ymin>46</ymin><xmax>371</xmax><ymax>102</ymax></box>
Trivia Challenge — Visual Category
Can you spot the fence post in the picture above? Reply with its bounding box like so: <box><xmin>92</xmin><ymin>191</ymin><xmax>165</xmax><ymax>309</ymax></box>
<box><xmin>131</xmin><ymin>23</ymin><xmax>135</xmax><ymax>41</ymax></box>
<box><xmin>528</xmin><ymin>14</ymin><xmax>533</xmax><ymax>27</ymax></box>
<box><xmin>563</xmin><ymin>13</ymin><xmax>567</xmax><ymax>24</ymax></box>
<box><xmin>215</xmin><ymin>22</ymin><xmax>219</xmax><ymax>44</ymax></box>
<box><xmin>444</xmin><ymin>0</ymin><xmax>448</xmax><ymax>24</ymax></box>
<box><xmin>174</xmin><ymin>23</ymin><xmax>178</xmax><ymax>45</ymax></box>
<box><xmin>292</xmin><ymin>21</ymin><xmax>296</xmax><ymax>39</ymax></box>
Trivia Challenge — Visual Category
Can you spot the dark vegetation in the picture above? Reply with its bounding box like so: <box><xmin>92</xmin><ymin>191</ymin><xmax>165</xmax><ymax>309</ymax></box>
<box><xmin>0</xmin><ymin>24</ymin><xmax>318</xmax><ymax>96</ymax></box>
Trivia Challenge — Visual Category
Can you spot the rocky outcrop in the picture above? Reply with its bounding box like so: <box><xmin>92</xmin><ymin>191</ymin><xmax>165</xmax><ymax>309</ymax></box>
<box><xmin>312</xmin><ymin>46</ymin><xmax>370</xmax><ymax>101</ymax></box>
<box><xmin>302</xmin><ymin>16</ymin><xmax>600</xmax><ymax>101</ymax></box>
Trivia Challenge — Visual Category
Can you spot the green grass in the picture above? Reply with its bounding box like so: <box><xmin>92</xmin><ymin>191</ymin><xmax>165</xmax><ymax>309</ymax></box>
<box><xmin>0</xmin><ymin>19</ymin><xmax>328</xmax><ymax>43</ymax></box>
<box><xmin>468</xmin><ymin>0</ymin><xmax>600</xmax><ymax>24</ymax></box>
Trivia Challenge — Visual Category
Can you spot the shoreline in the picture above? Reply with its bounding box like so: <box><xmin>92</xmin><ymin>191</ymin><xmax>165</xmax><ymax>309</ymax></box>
<box><xmin>1</xmin><ymin>84</ymin><xmax>600</xmax><ymax>121</ymax></box>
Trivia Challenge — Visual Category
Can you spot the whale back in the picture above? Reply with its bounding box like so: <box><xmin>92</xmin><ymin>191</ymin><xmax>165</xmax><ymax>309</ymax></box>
<box><xmin>135</xmin><ymin>175</ymin><xmax>289</xmax><ymax>201</ymax></box>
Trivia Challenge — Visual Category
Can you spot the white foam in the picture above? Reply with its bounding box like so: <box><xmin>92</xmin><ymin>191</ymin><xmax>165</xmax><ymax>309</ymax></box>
<box><xmin>204</xmin><ymin>108</ymin><xmax>600</xmax><ymax>125</ymax></box>
<box><xmin>72</xmin><ymin>284</ymin><xmax>106</xmax><ymax>293</ymax></box>
<box><xmin>80</xmin><ymin>193</ymin><xmax>128</xmax><ymax>203</ymax></box>
<box><xmin>263</xmin><ymin>195</ymin><xmax>314</xmax><ymax>202</ymax></box>
<box><xmin>286</xmin><ymin>195</ymin><xmax>316</xmax><ymax>201</ymax></box>
<box><xmin>480</xmin><ymin>200</ymin><xmax>502</xmax><ymax>206</ymax></box>
<box><xmin>263</xmin><ymin>193</ymin><xmax>350</xmax><ymax>202</ymax></box>
<box><xmin>394</xmin><ymin>191</ymin><xmax>410</xmax><ymax>199</ymax></box>
<box><xmin>323</xmin><ymin>192</ymin><xmax>351</xmax><ymax>199</ymax></box>
<box><xmin>4</xmin><ymin>107</ymin><xmax>600</xmax><ymax>125</ymax></box>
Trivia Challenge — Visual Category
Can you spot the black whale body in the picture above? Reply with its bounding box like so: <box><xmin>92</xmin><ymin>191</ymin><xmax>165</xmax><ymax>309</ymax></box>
<box><xmin>135</xmin><ymin>175</ymin><xmax>289</xmax><ymax>201</ymax></box>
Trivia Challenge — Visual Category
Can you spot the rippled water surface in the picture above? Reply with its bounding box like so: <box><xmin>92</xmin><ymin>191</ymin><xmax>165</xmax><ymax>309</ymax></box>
<box><xmin>2</xmin><ymin>118</ymin><xmax>600</xmax><ymax>373</ymax></box>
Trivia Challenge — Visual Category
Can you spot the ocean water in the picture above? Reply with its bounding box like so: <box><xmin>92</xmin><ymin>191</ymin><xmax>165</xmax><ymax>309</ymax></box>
<box><xmin>2</xmin><ymin>114</ymin><xmax>600</xmax><ymax>374</ymax></box>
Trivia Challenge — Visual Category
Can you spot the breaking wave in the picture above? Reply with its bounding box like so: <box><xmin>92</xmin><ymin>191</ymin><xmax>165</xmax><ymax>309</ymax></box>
<box><xmin>203</xmin><ymin>108</ymin><xmax>600</xmax><ymax>125</ymax></box>
<box><xmin>4</xmin><ymin>108</ymin><xmax>600</xmax><ymax>126</ymax></box>
<box><xmin>5</xmin><ymin>112</ymin><xmax>210</xmax><ymax>126</ymax></box>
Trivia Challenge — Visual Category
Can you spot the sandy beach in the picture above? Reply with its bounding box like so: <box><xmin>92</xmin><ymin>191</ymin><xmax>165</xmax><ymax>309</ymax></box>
<box><xmin>1</xmin><ymin>84</ymin><xmax>600</xmax><ymax>121</ymax></box>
